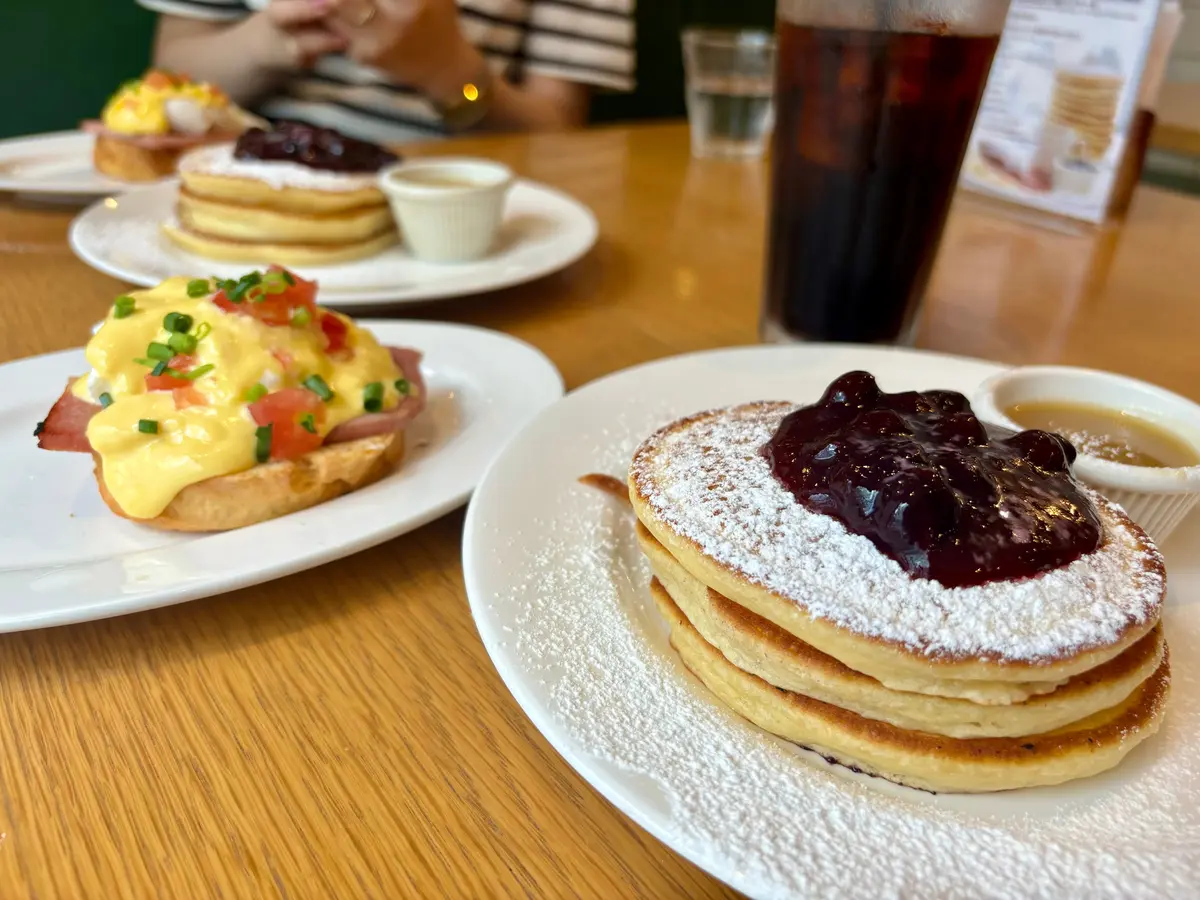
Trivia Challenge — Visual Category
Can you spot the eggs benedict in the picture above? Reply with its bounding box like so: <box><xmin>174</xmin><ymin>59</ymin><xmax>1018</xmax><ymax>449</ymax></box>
<box><xmin>82</xmin><ymin>69</ymin><xmax>262</xmax><ymax>182</ymax></box>
<box><xmin>36</xmin><ymin>267</ymin><xmax>425</xmax><ymax>531</ymax></box>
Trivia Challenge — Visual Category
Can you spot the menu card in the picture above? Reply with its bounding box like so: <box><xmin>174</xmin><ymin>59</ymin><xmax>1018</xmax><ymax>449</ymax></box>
<box><xmin>960</xmin><ymin>0</ymin><xmax>1163</xmax><ymax>224</ymax></box>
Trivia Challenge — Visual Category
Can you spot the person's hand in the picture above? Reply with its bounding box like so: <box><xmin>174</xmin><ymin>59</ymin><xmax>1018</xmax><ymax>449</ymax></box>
<box><xmin>250</xmin><ymin>0</ymin><xmax>349</xmax><ymax>71</ymax></box>
<box><xmin>328</xmin><ymin>0</ymin><xmax>482</xmax><ymax>103</ymax></box>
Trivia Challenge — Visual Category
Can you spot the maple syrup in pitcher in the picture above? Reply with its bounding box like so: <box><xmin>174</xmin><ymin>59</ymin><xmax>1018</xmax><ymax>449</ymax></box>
<box><xmin>763</xmin><ymin>3</ymin><xmax>1010</xmax><ymax>344</ymax></box>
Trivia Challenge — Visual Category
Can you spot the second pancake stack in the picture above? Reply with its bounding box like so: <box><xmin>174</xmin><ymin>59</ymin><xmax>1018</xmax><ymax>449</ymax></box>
<box><xmin>165</xmin><ymin>141</ymin><xmax>398</xmax><ymax>265</ymax></box>
<box><xmin>628</xmin><ymin>384</ymin><xmax>1170</xmax><ymax>794</ymax></box>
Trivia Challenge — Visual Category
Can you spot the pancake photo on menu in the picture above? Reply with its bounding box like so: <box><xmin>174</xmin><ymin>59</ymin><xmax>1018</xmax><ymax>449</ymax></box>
<box><xmin>628</xmin><ymin>371</ymin><xmax>1169</xmax><ymax>794</ymax></box>
<box><xmin>163</xmin><ymin>121</ymin><xmax>400</xmax><ymax>266</ymax></box>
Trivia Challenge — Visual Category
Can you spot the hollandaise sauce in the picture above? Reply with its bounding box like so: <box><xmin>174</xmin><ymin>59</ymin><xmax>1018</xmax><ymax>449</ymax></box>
<box><xmin>100</xmin><ymin>69</ymin><xmax>228</xmax><ymax>135</ymax></box>
<box><xmin>77</xmin><ymin>270</ymin><xmax>405</xmax><ymax>519</ymax></box>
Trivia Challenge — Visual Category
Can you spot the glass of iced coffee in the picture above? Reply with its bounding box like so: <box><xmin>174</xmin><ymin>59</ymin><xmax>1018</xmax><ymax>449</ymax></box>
<box><xmin>762</xmin><ymin>1</ymin><xmax>1012</xmax><ymax>344</ymax></box>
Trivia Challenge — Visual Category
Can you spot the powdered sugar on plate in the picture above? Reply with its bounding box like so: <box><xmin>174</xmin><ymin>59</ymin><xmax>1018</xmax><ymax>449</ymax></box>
<box><xmin>463</xmin><ymin>345</ymin><xmax>1200</xmax><ymax>900</ymax></box>
<box><xmin>631</xmin><ymin>402</ymin><xmax>1164</xmax><ymax>663</ymax></box>
<box><xmin>178</xmin><ymin>142</ymin><xmax>381</xmax><ymax>192</ymax></box>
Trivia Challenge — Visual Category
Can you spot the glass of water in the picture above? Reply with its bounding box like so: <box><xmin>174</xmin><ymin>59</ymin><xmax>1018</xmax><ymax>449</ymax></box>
<box><xmin>682</xmin><ymin>28</ymin><xmax>777</xmax><ymax>160</ymax></box>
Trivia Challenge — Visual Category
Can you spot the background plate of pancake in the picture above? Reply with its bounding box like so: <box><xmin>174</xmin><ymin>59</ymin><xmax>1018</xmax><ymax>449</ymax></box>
<box><xmin>66</xmin><ymin>177</ymin><xmax>598</xmax><ymax>307</ymax></box>
<box><xmin>463</xmin><ymin>344</ymin><xmax>1200</xmax><ymax>900</ymax></box>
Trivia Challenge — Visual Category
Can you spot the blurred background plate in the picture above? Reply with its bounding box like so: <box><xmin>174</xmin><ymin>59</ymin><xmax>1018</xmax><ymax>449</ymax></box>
<box><xmin>68</xmin><ymin>179</ymin><xmax>599</xmax><ymax>307</ymax></box>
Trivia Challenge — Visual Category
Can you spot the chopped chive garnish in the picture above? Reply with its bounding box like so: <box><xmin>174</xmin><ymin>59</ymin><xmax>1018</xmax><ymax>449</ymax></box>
<box><xmin>167</xmin><ymin>332</ymin><xmax>198</xmax><ymax>354</ymax></box>
<box><xmin>164</xmin><ymin>311</ymin><xmax>194</xmax><ymax>333</ymax></box>
<box><xmin>302</xmin><ymin>374</ymin><xmax>334</xmax><ymax>402</ymax></box>
<box><xmin>299</xmin><ymin>413</ymin><xmax>317</xmax><ymax>434</ymax></box>
<box><xmin>262</xmin><ymin>270</ymin><xmax>288</xmax><ymax>295</ymax></box>
<box><xmin>137</xmin><ymin>419</ymin><xmax>158</xmax><ymax>434</ymax></box>
<box><xmin>98</xmin><ymin>392</ymin><xmax>114</xmax><ymax>408</ymax></box>
<box><xmin>290</xmin><ymin>307</ymin><xmax>312</xmax><ymax>327</ymax></box>
<box><xmin>113</xmin><ymin>295</ymin><xmax>136</xmax><ymax>319</ymax></box>
<box><xmin>185</xmin><ymin>279</ymin><xmax>210</xmax><ymax>298</ymax></box>
<box><xmin>181</xmin><ymin>363</ymin><xmax>214</xmax><ymax>381</ymax></box>
<box><xmin>151</xmin><ymin>361</ymin><xmax>168</xmax><ymax>377</ymax></box>
<box><xmin>394</xmin><ymin>378</ymin><xmax>410</xmax><ymax>396</ymax></box>
<box><xmin>281</xmin><ymin>269</ymin><xmax>296</xmax><ymax>285</ymax></box>
<box><xmin>194</xmin><ymin>322</ymin><xmax>212</xmax><ymax>341</ymax></box>
<box><xmin>362</xmin><ymin>381</ymin><xmax>384</xmax><ymax>413</ymax></box>
<box><xmin>146</xmin><ymin>342</ymin><xmax>173</xmax><ymax>361</ymax></box>
<box><xmin>244</xmin><ymin>383</ymin><xmax>267</xmax><ymax>402</ymax></box>
<box><xmin>254</xmin><ymin>424</ymin><xmax>272</xmax><ymax>463</ymax></box>
<box><xmin>133</xmin><ymin>357</ymin><xmax>156</xmax><ymax>368</ymax></box>
<box><xmin>226</xmin><ymin>270</ymin><xmax>263</xmax><ymax>304</ymax></box>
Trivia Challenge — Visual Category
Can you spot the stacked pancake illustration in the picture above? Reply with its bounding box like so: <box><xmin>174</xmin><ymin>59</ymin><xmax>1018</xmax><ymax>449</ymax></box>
<box><xmin>1047</xmin><ymin>65</ymin><xmax>1124</xmax><ymax>162</ymax></box>
<box><xmin>628</xmin><ymin>372</ymin><xmax>1169</xmax><ymax>793</ymax></box>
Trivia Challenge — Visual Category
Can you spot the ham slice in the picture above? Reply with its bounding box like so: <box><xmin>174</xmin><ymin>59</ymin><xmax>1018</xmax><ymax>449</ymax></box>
<box><xmin>36</xmin><ymin>384</ymin><xmax>100</xmax><ymax>453</ymax></box>
<box><xmin>35</xmin><ymin>347</ymin><xmax>425</xmax><ymax>453</ymax></box>
<box><xmin>326</xmin><ymin>347</ymin><xmax>427</xmax><ymax>444</ymax></box>
<box><xmin>81</xmin><ymin>120</ymin><xmax>236</xmax><ymax>150</ymax></box>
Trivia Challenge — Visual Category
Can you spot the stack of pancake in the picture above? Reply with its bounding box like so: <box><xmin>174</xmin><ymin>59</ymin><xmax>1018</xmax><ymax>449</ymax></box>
<box><xmin>628</xmin><ymin>402</ymin><xmax>1170</xmax><ymax>793</ymax></box>
<box><xmin>1048</xmin><ymin>69</ymin><xmax>1124</xmax><ymax>162</ymax></box>
<box><xmin>163</xmin><ymin>143</ymin><xmax>397</xmax><ymax>265</ymax></box>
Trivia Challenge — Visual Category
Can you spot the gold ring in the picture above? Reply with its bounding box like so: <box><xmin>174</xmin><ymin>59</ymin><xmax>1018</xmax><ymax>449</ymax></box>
<box><xmin>353</xmin><ymin>2</ymin><xmax>377</xmax><ymax>26</ymax></box>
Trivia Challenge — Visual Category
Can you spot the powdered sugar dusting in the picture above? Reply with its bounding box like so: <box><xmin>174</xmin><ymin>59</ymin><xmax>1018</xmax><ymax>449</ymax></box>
<box><xmin>471</xmin><ymin>402</ymin><xmax>1200</xmax><ymax>899</ymax></box>
<box><xmin>631</xmin><ymin>403</ymin><xmax>1164</xmax><ymax>662</ymax></box>
<box><xmin>179</xmin><ymin>143</ymin><xmax>382</xmax><ymax>193</ymax></box>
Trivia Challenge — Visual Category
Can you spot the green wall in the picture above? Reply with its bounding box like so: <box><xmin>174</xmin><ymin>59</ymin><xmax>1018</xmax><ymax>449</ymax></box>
<box><xmin>1</xmin><ymin>0</ymin><xmax>775</xmax><ymax>139</ymax></box>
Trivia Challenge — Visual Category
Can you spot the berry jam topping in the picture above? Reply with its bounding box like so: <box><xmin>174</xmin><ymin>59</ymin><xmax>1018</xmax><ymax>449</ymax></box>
<box><xmin>233</xmin><ymin>121</ymin><xmax>398</xmax><ymax>173</ymax></box>
<box><xmin>762</xmin><ymin>371</ymin><xmax>1102</xmax><ymax>588</ymax></box>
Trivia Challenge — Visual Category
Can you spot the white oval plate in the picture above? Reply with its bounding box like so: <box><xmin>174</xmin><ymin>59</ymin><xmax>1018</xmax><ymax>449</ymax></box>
<box><xmin>0</xmin><ymin>321</ymin><xmax>562</xmax><ymax>632</ymax></box>
<box><xmin>463</xmin><ymin>344</ymin><xmax>1200</xmax><ymax>900</ymax></box>
<box><xmin>68</xmin><ymin>179</ymin><xmax>598</xmax><ymax>307</ymax></box>
<box><xmin>0</xmin><ymin>130</ymin><xmax>170</xmax><ymax>198</ymax></box>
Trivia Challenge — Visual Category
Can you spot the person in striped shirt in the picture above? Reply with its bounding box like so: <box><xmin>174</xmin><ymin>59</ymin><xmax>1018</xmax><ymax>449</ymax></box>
<box><xmin>139</xmin><ymin>0</ymin><xmax>636</xmax><ymax>144</ymax></box>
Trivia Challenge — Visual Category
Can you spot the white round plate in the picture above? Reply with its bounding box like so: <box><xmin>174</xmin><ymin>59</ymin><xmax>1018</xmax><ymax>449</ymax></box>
<box><xmin>68</xmin><ymin>179</ymin><xmax>599</xmax><ymax>307</ymax></box>
<box><xmin>463</xmin><ymin>344</ymin><xmax>1200</xmax><ymax>900</ymax></box>
<box><xmin>0</xmin><ymin>130</ymin><xmax>169</xmax><ymax>198</ymax></box>
<box><xmin>0</xmin><ymin>320</ymin><xmax>562</xmax><ymax>632</ymax></box>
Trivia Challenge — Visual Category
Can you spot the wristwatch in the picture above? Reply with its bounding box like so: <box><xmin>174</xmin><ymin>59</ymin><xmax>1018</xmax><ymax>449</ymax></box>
<box><xmin>437</xmin><ymin>63</ymin><xmax>495</xmax><ymax>132</ymax></box>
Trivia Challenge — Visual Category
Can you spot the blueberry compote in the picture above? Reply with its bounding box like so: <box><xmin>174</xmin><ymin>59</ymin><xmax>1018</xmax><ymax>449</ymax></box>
<box><xmin>761</xmin><ymin>371</ymin><xmax>1102</xmax><ymax>587</ymax></box>
<box><xmin>234</xmin><ymin>121</ymin><xmax>398</xmax><ymax>172</ymax></box>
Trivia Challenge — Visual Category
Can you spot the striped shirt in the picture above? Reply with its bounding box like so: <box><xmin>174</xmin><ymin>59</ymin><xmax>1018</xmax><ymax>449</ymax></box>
<box><xmin>137</xmin><ymin>0</ymin><xmax>636</xmax><ymax>144</ymax></box>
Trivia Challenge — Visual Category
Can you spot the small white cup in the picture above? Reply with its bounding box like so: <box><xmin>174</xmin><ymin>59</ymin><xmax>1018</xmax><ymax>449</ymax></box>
<box><xmin>973</xmin><ymin>366</ymin><xmax>1200</xmax><ymax>545</ymax></box>
<box><xmin>379</xmin><ymin>157</ymin><xmax>514</xmax><ymax>263</ymax></box>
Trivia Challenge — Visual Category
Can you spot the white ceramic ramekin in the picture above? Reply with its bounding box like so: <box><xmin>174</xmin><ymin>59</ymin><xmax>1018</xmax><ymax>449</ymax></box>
<box><xmin>973</xmin><ymin>365</ymin><xmax>1200</xmax><ymax>545</ymax></box>
<box><xmin>379</xmin><ymin>157</ymin><xmax>513</xmax><ymax>263</ymax></box>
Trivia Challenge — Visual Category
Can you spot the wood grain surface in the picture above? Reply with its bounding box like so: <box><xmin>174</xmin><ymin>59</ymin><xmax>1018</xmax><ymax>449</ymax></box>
<box><xmin>1</xmin><ymin>122</ymin><xmax>1198</xmax><ymax>899</ymax></box>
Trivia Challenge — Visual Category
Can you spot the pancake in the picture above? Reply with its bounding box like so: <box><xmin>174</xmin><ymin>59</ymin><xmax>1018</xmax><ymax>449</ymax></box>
<box><xmin>641</xmin><ymin>522</ymin><xmax>1166</xmax><ymax>738</ymax></box>
<box><xmin>653</xmin><ymin>578</ymin><xmax>1170</xmax><ymax>793</ymax></box>
<box><xmin>177</xmin><ymin>188</ymin><xmax>394</xmax><ymax>244</ymax></box>
<box><xmin>178</xmin><ymin>142</ymin><xmax>387</xmax><ymax>212</ymax></box>
<box><xmin>630</xmin><ymin>402</ymin><xmax>1165</xmax><ymax>703</ymax></box>
<box><xmin>162</xmin><ymin>219</ymin><xmax>397</xmax><ymax>266</ymax></box>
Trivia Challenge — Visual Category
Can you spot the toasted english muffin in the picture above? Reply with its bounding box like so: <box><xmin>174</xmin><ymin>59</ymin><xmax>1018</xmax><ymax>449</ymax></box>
<box><xmin>94</xmin><ymin>431</ymin><xmax>404</xmax><ymax>532</ymax></box>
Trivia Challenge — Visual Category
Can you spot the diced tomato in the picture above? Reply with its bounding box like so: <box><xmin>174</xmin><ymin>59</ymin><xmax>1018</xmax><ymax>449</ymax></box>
<box><xmin>145</xmin><ymin>354</ymin><xmax>196</xmax><ymax>391</ymax></box>
<box><xmin>173</xmin><ymin>386</ymin><xmax>206</xmax><ymax>409</ymax></box>
<box><xmin>248</xmin><ymin>388</ymin><xmax>325</xmax><ymax>461</ymax></box>
<box><xmin>213</xmin><ymin>266</ymin><xmax>318</xmax><ymax>327</ymax></box>
<box><xmin>320</xmin><ymin>312</ymin><xmax>350</xmax><ymax>355</ymax></box>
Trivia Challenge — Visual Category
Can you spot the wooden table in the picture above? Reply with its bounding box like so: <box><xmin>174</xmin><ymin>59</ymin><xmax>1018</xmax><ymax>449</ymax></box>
<box><xmin>1151</xmin><ymin>81</ymin><xmax>1200</xmax><ymax>158</ymax></box>
<box><xmin>1</xmin><ymin>122</ymin><xmax>1198</xmax><ymax>898</ymax></box>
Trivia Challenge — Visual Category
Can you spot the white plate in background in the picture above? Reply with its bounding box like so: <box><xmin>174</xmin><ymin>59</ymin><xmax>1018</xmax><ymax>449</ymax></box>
<box><xmin>0</xmin><ymin>130</ymin><xmax>169</xmax><ymax>198</ymax></box>
<box><xmin>68</xmin><ymin>180</ymin><xmax>598</xmax><ymax>306</ymax></box>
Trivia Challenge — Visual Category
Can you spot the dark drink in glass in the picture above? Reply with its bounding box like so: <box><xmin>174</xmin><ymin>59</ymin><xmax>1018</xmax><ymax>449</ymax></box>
<box><xmin>763</xmin><ymin>3</ymin><xmax>1011</xmax><ymax>344</ymax></box>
